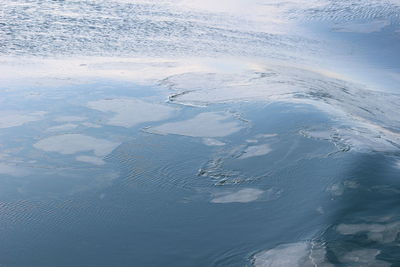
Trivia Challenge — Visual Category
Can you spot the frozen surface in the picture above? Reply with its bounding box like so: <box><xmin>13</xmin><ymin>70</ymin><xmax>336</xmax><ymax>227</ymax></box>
<box><xmin>333</xmin><ymin>20</ymin><xmax>390</xmax><ymax>33</ymax></box>
<box><xmin>211</xmin><ymin>188</ymin><xmax>264</xmax><ymax>204</ymax></box>
<box><xmin>33</xmin><ymin>134</ymin><xmax>120</xmax><ymax>157</ymax></box>
<box><xmin>202</xmin><ymin>138</ymin><xmax>226</xmax><ymax>147</ymax></box>
<box><xmin>148</xmin><ymin>112</ymin><xmax>243</xmax><ymax>138</ymax></box>
<box><xmin>239</xmin><ymin>144</ymin><xmax>272</xmax><ymax>159</ymax></box>
<box><xmin>87</xmin><ymin>98</ymin><xmax>176</xmax><ymax>128</ymax></box>
<box><xmin>337</xmin><ymin>221</ymin><xmax>400</xmax><ymax>244</ymax></box>
<box><xmin>1</xmin><ymin>0</ymin><xmax>400</xmax><ymax>266</ymax></box>
<box><xmin>54</xmin><ymin>116</ymin><xmax>87</xmax><ymax>122</ymax></box>
<box><xmin>253</xmin><ymin>242</ymin><xmax>332</xmax><ymax>267</ymax></box>
<box><xmin>0</xmin><ymin>112</ymin><xmax>45</xmax><ymax>129</ymax></box>
<box><xmin>340</xmin><ymin>249</ymin><xmax>390</xmax><ymax>267</ymax></box>
<box><xmin>75</xmin><ymin>155</ymin><xmax>106</xmax><ymax>166</ymax></box>
<box><xmin>47</xmin><ymin>123</ymin><xmax>78</xmax><ymax>132</ymax></box>
<box><xmin>0</xmin><ymin>163</ymin><xmax>28</xmax><ymax>177</ymax></box>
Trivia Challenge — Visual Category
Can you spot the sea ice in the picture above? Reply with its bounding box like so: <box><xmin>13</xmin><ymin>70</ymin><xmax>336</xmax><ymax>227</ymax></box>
<box><xmin>337</xmin><ymin>221</ymin><xmax>400</xmax><ymax>244</ymax></box>
<box><xmin>0</xmin><ymin>112</ymin><xmax>44</xmax><ymax>129</ymax></box>
<box><xmin>340</xmin><ymin>249</ymin><xmax>390</xmax><ymax>267</ymax></box>
<box><xmin>148</xmin><ymin>112</ymin><xmax>243</xmax><ymax>138</ymax></box>
<box><xmin>202</xmin><ymin>138</ymin><xmax>226</xmax><ymax>146</ymax></box>
<box><xmin>76</xmin><ymin>155</ymin><xmax>105</xmax><ymax>165</ymax></box>
<box><xmin>211</xmin><ymin>188</ymin><xmax>264</xmax><ymax>203</ymax></box>
<box><xmin>81</xmin><ymin>122</ymin><xmax>102</xmax><ymax>128</ymax></box>
<box><xmin>239</xmin><ymin>144</ymin><xmax>272</xmax><ymax>159</ymax></box>
<box><xmin>34</xmin><ymin>134</ymin><xmax>120</xmax><ymax>157</ymax></box>
<box><xmin>333</xmin><ymin>20</ymin><xmax>390</xmax><ymax>33</ymax></box>
<box><xmin>0</xmin><ymin>163</ymin><xmax>28</xmax><ymax>177</ymax></box>
<box><xmin>87</xmin><ymin>98</ymin><xmax>176</xmax><ymax>128</ymax></box>
<box><xmin>54</xmin><ymin>116</ymin><xmax>87</xmax><ymax>122</ymax></box>
<box><xmin>252</xmin><ymin>242</ymin><xmax>332</xmax><ymax>267</ymax></box>
<box><xmin>47</xmin><ymin>123</ymin><xmax>78</xmax><ymax>132</ymax></box>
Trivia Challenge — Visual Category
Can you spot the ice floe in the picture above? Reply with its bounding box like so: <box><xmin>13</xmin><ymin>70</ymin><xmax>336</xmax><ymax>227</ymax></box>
<box><xmin>81</xmin><ymin>122</ymin><xmax>102</xmax><ymax>128</ymax></box>
<box><xmin>33</xmin><ymin>134</ymin><xmax>120</xmax><ymax>157</ymax></box>
<box><xmin>202</xmin><ymin>138</ymin><xmax>226</xmax><ymax>146</ymax></box>
<box><xmin>54</xmin><ymin>116</ymin><xmax>87</xmax><ymax>122</ymax></box>
<box><xmin>0</xmin><ymin>163</ymin><xmax>28</xmax><ymax>176</ymax></box>
<box><xmin>339</xmin><ymin>249</ymin><xmax>390</xmax><ymax>267</ymax></box>
<box><xmin>326</xmin><ymin>183</ymin><xmax>344</xmax><ymax>196</ymax></box>
<box><xmin>333</xmin><ymin>20</ymin><xmax>390</xmax><ymax>33</ymax></box>
<box><xmin>395</xmin><ymin>160</ymin><xmax>400</xmax><ymax>169</ymax></box>
<box><xmin>87</xmin><ymin>98</ymin><xmax>176</xmax><ymax>128</ymax></box>
<box><xmin>0</xmin><ymin>112</ymin><xmax>45</xmax><ymax>129</ymax></box>
<box><xmin>238</xmin><ymin>144</ymin><xmax>272</xmax><ymax>159</ymax></box>
<box><xmin>252</xmin><ymin>241</ymin><xmax>390</xmax><ymax>266</ymax></box>
<box><xmin>337</xmin><ymin>221</ymin><xmax>400</xmax><ymax>244</ymax></box>
<box><xmin>211</xmin><ymin>188</ymin><xmax>264</xmax><ymax>203</ymax></box>
<box><xmin>252</xmin><ymin>242</ymin><xmax>332</xmax><ymax>267</ymax></box>
<box><xmin>75</xmin><ymin>155</ymin><xmax>105</xmax><ymax>165</ymax></box>
<box><xmin>47</xmin><ymin>123</ymin><xmax>78</xmax><ymax>132</ymax></box>
<box><xmin>147</xmin><ymin>112</ymin><xmax>243</xmax><ymax>138</ymax></box>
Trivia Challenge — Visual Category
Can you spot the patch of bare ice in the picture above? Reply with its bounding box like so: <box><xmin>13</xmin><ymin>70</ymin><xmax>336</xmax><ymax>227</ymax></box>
<box><xmin>0</xmin><ymin>112</ymin><xmax>45</xmax><ymax>129</ymax></box>
<box><xmin>340</xmin><ymin>249</ymin><xmax>390</xmax><ymax>267</ymax></box>
<box><xmin>33</xmin><ymin>134</ymin><xmax>120</xmax><ymax>157</ymax></box>
<box><xmin>54</xmin><ymin>116</ymin><xmax>87</xmax><ymax>122</ymax></box>
<box><xmin>333</xmin><ymin>20</ymin><xmax>390</xmax><ymax>33</ymax></box>
<box><xmin>212</xmin><ymin>188</ymin><xmax>264</xmax><ymax>203</ymax></box>
<box><xmin>47</xmin><ymin>123</ymin><xmax>78</xmax><ymax>132</ymax></box>
<box><xmin>337</xmin><ymin>221</ymin><xmax>400</xmax><ymax>244</ymax></box>
<box><xmin>252</xmin><ymin>242</ymin><xmax>332</xmax><ymax>267</ymax></box>
<box><xmin>76</xmin><ymin>155</ymin><xmax>105</xmax><ymax>165</ymax></box>
<box><xmin>202</xmin><ymin>138</ymin><xmax>226</xmax><ymax>146</ymax></box>
<box><xmin>147</xmin><ymin>112</ymin><xmax>243</xmax><ymax>137</ymax></box>
<box><xmin>0</xmin><ymin>163</ymin><xmax>28</xmax><ymax>176</ymax></box>
<box><xmin>239</xmin><ymin>144</ymin><xmax>272</xmax><ymax>159</ymax></box>
<box><xmin>87</xmin><ymin>98</ymin><xmax>176</xmax><ymax>128</ymax></box>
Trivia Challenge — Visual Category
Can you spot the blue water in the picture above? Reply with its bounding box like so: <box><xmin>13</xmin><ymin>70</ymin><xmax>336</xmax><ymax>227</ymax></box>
<box><xmin>1</xmin><ymin>0</ymin><xmax>400</xmax><ymax>266</ymax></box>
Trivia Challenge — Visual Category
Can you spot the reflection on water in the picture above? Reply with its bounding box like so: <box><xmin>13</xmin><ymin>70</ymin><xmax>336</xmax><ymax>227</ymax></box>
<box><xmin>1</xmin><ymin>0</ymin><xmax>400</xmax><ymax>266</ymax></box>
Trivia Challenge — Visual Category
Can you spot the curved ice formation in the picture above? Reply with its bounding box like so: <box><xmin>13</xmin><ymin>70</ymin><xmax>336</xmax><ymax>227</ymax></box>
<box><xmin>164</xmin><ymin>64</ymin><xmax>400</xmax><ymax>152</ymax></box>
